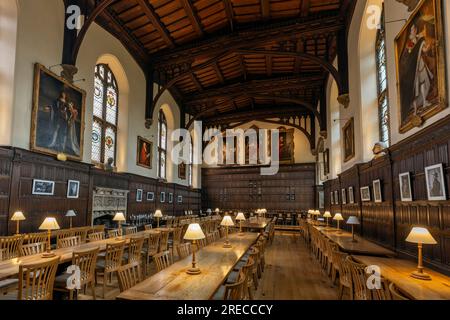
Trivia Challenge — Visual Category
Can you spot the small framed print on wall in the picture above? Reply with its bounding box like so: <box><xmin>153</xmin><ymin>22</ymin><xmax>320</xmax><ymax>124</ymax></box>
<box><xmin>360</xmin><ymin>186</ymin><xmax>371</xmax><ymax>202</ymax></box>
<box><xmin>330</xmin><ymin>192</ymin><xmax>334</xmax><ymax>205</ymax></box>
<box><xmin>399</xmin><ymin>172</ymin><xmax>413</xmax><ymax>202</ymax></box>
<box><xmin>348</xmin><ymin>186</ymin><xmax>355</xmax><ymax>204</ymax></box>
<box><xmin>67</xmin><ymin>180</ymin><xmax>80</xmax><ymax>199</ymax></box>
<box><xmin>334</xmin><ymin>190</ymin><xmax>339</xmax><ymax>205</ymax></box>
<box><xmin>178</xmin><ymin>195</ymin><xmax>183</xmax><ymax>204</ymax></box>
<box><xmin>168</xmin><ymin>193</ymin><xmax>173</xmax><ymax>203</ymax></box>
<box><xmin>425</xmin><ymin>164</ymin><xmax>447</xmax><ymax>201</ymax></box>
<box><xmin>160</xmin><ymin>192</ymin><xmax>166</xmax><ymax>203</ymax></box>
<box><xmin>341</xmin><ymin>189</ymin><xmax>347</xmax><ymax>205</ymax></box>
<box><xmin>32</xmin><ymin>179</ymin><xmax>55</xmax><ymax>196</ymax></box>
<box><xmin>147</xmin><ymin>192</ymin><xmax>155</xmax><ymax>201</ymax></box>
<box><xmin>136</xmin><ymin>189</ymin><xmax>143</xmax><ymax>202</ymax></box>
<box><xmin>373</xmin><ymin>180</ymin><xmax>382</xmax><ymax>203</ymax></box>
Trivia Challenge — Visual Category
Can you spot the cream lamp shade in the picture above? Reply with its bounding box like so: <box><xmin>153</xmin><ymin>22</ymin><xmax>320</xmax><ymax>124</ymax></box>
<box><xmin>113</xmin><ymin>212</ymin><xmax>126</xmax><ymax>222</ymax></box>
<box><xmin>154</xmin><ymin>210</ymin><xmax>163</xmax><ymax>218</ymax></box>
<box><xmin>314</xmin><ymin>210</ymin><xmax>321</xmax><ymax>216</ymax></box>
<box><xmin>333</xmin><ymin>213</ymin><xmax>344</xmax><ymax>221</ymax></box>
<box><xmin>346</xmin><ymin>216</ymin><xmax>360</xmax><ymax>225</ymax></box>
<box><xmin>236</xmin><ymin>212</ymin><xmax>246</xmax><ymax>221</ymax></box>
<box><xmin>215</xmin><ymin>208</ymin><xmax>220</xmax><ymax>213</ymax></box>
<box><xmin>323</xmin><ymin>211</ymin><xmax>332</xmax><ymax>218</ymax></box>
<box><xmin>184</xmin><ymin>223</ymin><xmax>206</xmax><ymax>240</ymax></box>
<box><xmin>11</xmin><ymin>211</ymin><xmax>26</xmax><ymax>221</ymax></box>
<box><xmin>206</xmin><ymin>208</ymin><xmax>212</xmax><ymax>213</ymax></box>
<box><xmin>39</xmin><ymin>217</ymin><xmax>60</xmax><ymax>230</ymax></box>
<box><xmin>66</xmin><ymin>210</ymin><xmax>77</xmax><ymax>217</ymax></box>
<box><xmin>406</xmin><ymin>227</ymin><xmax>437</xmax><ymax>244</ymax></box>
<box><xmin>220</xmin><ymin>215</ymin><xmax>234</xmax><ymax>227</ymax></box>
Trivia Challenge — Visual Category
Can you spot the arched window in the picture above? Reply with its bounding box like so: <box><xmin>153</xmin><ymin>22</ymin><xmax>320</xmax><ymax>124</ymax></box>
<box><xmin>188</xmin><ymin>139</ymin><xmax>193</xmax><ymax>187</ymax></box>
<box><xmin>157</xmin><ymin>110</ymin><xmax>167</xmax><ymax>179</ymax></box>
<box><xmin>376</xmin><ymin>9</ymin><xmax>390</xmax><ymax>146</ymax></box>
<box><xmin>91</xmin><ymin>64</ymin><xmax>119</xmax><ymax>166</ymax></box>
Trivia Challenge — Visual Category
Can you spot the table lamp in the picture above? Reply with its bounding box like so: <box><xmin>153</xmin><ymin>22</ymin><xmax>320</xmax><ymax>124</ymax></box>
<box><xmin>323</xmin><ymin>211</ymin><xmax>332</xmax><ymax>226</ymax></box>
<box><xmin>406</xmin><ymin>227</ymin><xmax>437</xmax><ymax>280</ymax></box>
<box><xmin>346</xmin><ymin>216</ymin><xmax>360</xmax><ymax>242</ymax></box>
<box><xmin>261</xmin><ymin>209</ymin><xmax>267</xmax><ymax>219</ymax></box>
<box><xmin>154</xmin><ymin>210</ymin><xmax>163</xmax><ymax>228</ymax></box>
<box><xmin>39</xmin><ymin>217</ymin><xmax>60</xmax><ymax>258</ymax></box>
<box><xmin>206</xmin><ymin>208</ymin><xmax>212</xmax><ymax>215</ymax></box>
<box><xmin>333</xmin><ymin>213</ymin><xmax>344</xmax><ymax>233</ymax></box>
<box><xmin>11</xmin><ymin>211</ymin><xmax>26</xmax><ymax>234</ymax></box>
<box><xmin>215</xmin><ymin>208</ymin><xmax>220</xmax><ymax>215</ymax></box>
<box><xmin>66</xmin><ymin>210</ymin><xmax>76</xmax><ymax>229</ymax></box>
<box><xmin>113</xmin><ymin>212</ymin><xmax>126</xmax><ymax>236</ymax></box>
<box><xmin>314</xmin><ymin>210</ymin><xmax>321</xmax><ymax>221</ymax></box>
<box><xmin>184</xmin><ymin>223</ymin><xmax>206</xmax><ymax>275</ymax></box>
<box><xmin>236</xmin><ymin>212</ymin><xmax>246</xmax><ymax>235</ymax></box>
<box><xmin>220</xmin><ymin>215</ymin><xmax>234</xmax><ymax>248</ymax></box>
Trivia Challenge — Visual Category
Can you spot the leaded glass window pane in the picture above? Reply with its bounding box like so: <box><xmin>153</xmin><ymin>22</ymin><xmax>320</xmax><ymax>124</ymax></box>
<box><xmin>91</xmin><ymin>120</ymin><xmax>102</xmax><ymax>163</ymax></box>
<box><xmin>104</xmin><ymin>126</ymin><xmax>115</xmax><ymax>164</ymax></box>
<box><xmin>160</xmin><ymin>152</ymin><xmax>166</xmax><ymax>179</ymax></box>
<box><xmin>93</xmin><ymin>76</ymin><xmax>104</xmax><ymax>118</ymax></box>
<box><xmin>106</xmin><ymin>86</ymin><xmax>117</xmax><ymax>125</ymax></box>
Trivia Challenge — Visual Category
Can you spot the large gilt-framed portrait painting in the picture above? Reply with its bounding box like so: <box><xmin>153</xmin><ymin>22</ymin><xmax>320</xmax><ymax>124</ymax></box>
<box><xmin>343</xmin><ymin>118</ymin><xmax>355</xmax><ymax>162</ymax></box>
<box><xmin>31</xmin><ymin>63</ymin><xmax>86</xmax><ymax>161</ymax></box>
<box><xmin>272</xmin><ymin>127</ymin><xmax>295</xmax><ymax>163</ymax></box>
<box><xmin>136</xmin><ymin>136</ymin><xmax>153</xmax><ymax>169</ymax></box>
<box><xmin>395</xmin><ymin>0</ymin><xmax>447</xmax><ymax>133</ymax></box>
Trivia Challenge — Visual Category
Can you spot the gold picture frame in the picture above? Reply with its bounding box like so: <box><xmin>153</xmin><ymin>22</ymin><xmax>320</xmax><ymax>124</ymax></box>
<box><xmin>136</xmin><ymin>136</ymin><xmax>153</xmax><ymax>169</ymax></box>
<box><xmin>395</xmin><ymin>0</ymin><xmax>447</xmax><ymax>133</ymax></box>
<box><xmin>343</xmin><ymin>118</ymin><xmax>355</xmax><ymax>163</ymax></box>
<box><xmin>31</xmin><ymin>63</ymin><xmax>86</xmax><ymax>161</ymax></box>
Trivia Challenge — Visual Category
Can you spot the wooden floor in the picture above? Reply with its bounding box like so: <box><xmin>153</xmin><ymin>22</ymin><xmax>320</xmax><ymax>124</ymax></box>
<box><xmin>254</xmin><ymin>231</ymin><xmax>338</xmax><ymax>300</ymax></box>
<box><xmin>1</xmin><ymin>231</ymin><xmax>339</xmax><ymax>300</ymax></box>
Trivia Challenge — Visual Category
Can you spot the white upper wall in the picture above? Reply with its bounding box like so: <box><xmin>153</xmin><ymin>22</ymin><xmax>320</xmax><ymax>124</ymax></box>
<box><xmin>6</xmin><ymin>0</ymin><xmax>198</xmax><ymax>188</ymax></box>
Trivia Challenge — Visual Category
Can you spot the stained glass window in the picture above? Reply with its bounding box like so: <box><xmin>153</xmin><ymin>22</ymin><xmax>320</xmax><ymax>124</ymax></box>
<box><xmin>376</xmin><ymin>8</ymin><xmax>390</xmax><ymax>146</ymax></box>
<box><xmin>91</xmin><ymin>64</ymin><xmax>119</xmax><ymax>166</ymax></box>
<box><xmin>158</xmin><ymin>110</ymin><xmax>167</xmax><ymax>179</ymax></box>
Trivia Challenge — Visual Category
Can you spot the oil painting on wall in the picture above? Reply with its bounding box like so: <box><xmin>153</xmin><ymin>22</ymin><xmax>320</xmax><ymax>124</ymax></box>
<box><xmin>395</xmin><ymin>0</ymin><xmax>447</xmax><ymax>133</ymax></box>
<box><xmin>31</xmin><ymin>63</ymin><xmax>85</xmax><ymax>161</ymax></box>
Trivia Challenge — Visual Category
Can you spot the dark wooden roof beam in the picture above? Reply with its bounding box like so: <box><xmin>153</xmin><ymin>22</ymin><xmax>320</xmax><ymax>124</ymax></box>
<box><xmin>261</xmin><ymin>0</ymin><xmax>271</xmax><ymax>19</ymax></box>
<box><xmin>223</xmin><ymin>0</ymin><xmax>235</xmax><ymax>32</ymax></box>
<box><xmin>181</xmin><ymin>0</ymin><xmax>204</xmax><ymax>37</ymax></box>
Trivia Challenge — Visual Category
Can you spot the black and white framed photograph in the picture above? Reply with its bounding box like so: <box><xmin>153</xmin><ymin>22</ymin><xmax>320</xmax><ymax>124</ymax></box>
<box><xmin>160</xmin><ymin>191</ymin><xmax>166</xmax><ymax>203</ymax></box>
<box><xmin>169</xmin><ymin>193</ymin><xmax>173</xmax><ymax>203</ymax></box>
<box><xmin>67</xmin><ymin>180</ymin><xmax>80</xmax><ymax>199</ymax></box>
<box><xmin>177</xmin><ymin>195</ymin><xmax>183</xmax><ymax>204</ymax></box>
<box><xmin>136</xmin><ymin>189</ymin><xmax>143</xmax><ymax>202</ymax></box>
<box><xmin>360</xmin><ymin>186</ymin><xmax>371</xmax><ymax>202</ymax></box>
<box><xmin>318</xmin><ymin>191</ymin><xmax>324</xmax><ymax>209</ymax></box>
<box><xmin>425</xmin><ymin>164</ymin><xmax>447</xmax><ymax>201</ymax></box>
<box><xmin>399</xmin><ymin>172</ymin><xmax>413</xmax><ymax>202</ymax></box>
<box><xmin>147</xmin><ymin>192</ymin><xmax>155</xmax><ymax>201</ymax></box>
<box><xmin>32</xmin><ymin>179</ymin><xmax>55</xmax><ymax>196</ymax></box>
<box><xmin>330</xmin><ymin>192</ymin><xmax>334</xmax><ymax>205</ymax></box>
<box><xmin>341</xmin><ymin>188</ymin><xmax>347</xmax><ymax>205</ymax></box>
<box><xmin>334</xmin><ymin>190</ymin><xmax>339</xmax><ymax>205</ymax></box>
<box><xmin>348</xmin><ymin>186</ymin><xmax>355</xmax><ymax>204</ymax></box>
<box><xmin>373</xmin><ymin>180</ymin><xmax>382</xmax><ymax>203</ymax></box>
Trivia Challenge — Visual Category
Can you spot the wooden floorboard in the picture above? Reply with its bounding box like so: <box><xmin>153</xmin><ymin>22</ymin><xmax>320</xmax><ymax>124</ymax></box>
<box><xmin>254</xmin><ymin>231</ymin><xmax>339</xmax><ymax>300</ymax></box>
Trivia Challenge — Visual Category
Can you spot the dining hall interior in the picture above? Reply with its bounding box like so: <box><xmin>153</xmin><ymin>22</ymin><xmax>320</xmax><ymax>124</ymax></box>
<box><xmin>0</xmin><ymin>0</ymin><xmax>450</xmax><ymax>302</ymax></box>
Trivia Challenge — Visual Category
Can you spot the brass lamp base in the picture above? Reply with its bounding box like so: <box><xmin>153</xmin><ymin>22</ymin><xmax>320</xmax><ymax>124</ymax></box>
<box><xmin>42</xmin><ymin>252</ymin><xmax>56</xmax><ymax>258</ymax></box>
<box><xmin>223</xmin><ymin>241</ymin><xmax>232</xmax><ymax>248</ymax></box>
<box><xmin>186</xmin><ymin>267</ymin><xmax>201</xmax><ymax>275</ymax></box>
<box><xmin>410</xmin><ymin>270</ymin><xmax>432</xmax><ymax>281</ymax></box>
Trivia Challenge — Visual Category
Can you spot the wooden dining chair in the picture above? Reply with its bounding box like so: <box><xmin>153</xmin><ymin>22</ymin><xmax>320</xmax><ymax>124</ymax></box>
<box><xmin>0</xmin><ymin>235</ymin><xmax>23</xmax><ymax>261</ymax></box>
<box><xmin>95</xmin><ymin>241</ymin><xmax>125</xmax><ymax>298</ymax></box>
<box><xmin>346</xmin><ymin>256</ymin><xmax>371</xmax><ymax>300</ymax></box>
<box><xmin>143</xmin><ymin>233</ymin><xmax>160</xmax><ymax>275</ymax></box>
<box><xmin>72</xmin><ymin>227</ymin><xmax>89</xmax><ymax>243</ymax></box>
<box><xmin>24</xmin><ymin>232</ymin><xmax>47</xmax><ymax>245</ymax></box>
<box><xmin>57</xmin><ymin>235</ymin><xmax>81</xmax><ymax>249</ymax></box>
<box><xmin>88</xmin><ymin>231</ymin><xmax>105</xmax><ymax>242</ymax></box>
<box><xmin>389</xmin><ymin>282</ymin><xmax>410</xmax><ymax>300</ymax></box>
<box><xmin>18</xmin><ymin>256</ymin><xmax>60</xmax><ymax>300</ymax></box>
<box><xmin>176</xmin><ymin>243</ymin><xmax>191</xmax><ymax>260</ymax></box>
<box><xmin>125</xmin><ymin>236</ymin><xmax>145</xmax><ymax>265</ymax></box>
<box><xmin>20</xmin><ymin>242</ymin><xmax>46</xmax><ymax>257</ymax></box>
<box><xmin>371</xmin><ymin>277</ymin><xmax>393</xmax><ymax>300</ymax></box>
<box><xmin>153</xmin><ymin>250</ymin><xmax>173</xmax><ymax>272</ymax></box>
<box><xmin>206</xmin><ymin>233</ymin><xmax>215</xmax><ymax>245</ymax></box>
<box><xmin>227</xmin><ymin>256</ymin><xmax>255</xmax><ymax>300</ymax></box>
<box><xmin>144</xmin><ymin>224</ymin><xmax>153</xmax><ymax>230</ymax></box>
<box><xmin>117</xmin><ymin>262</ymin><xmax>143</xmax><ymax>293</ymax></box>
<box><xmin>55</xmin><ymin>230</ymin><xmax>73</xmax><ymax>245</ymax></box>
<box><xmin>54</xmin><ymin>247</ymin><xmax>99</xmax><ymax>300</ymax></box>
<box><xmin>107</xmin><ymin>229</ymin><xmax>122</xmax><ymax>238</ymax></box>
<box><xmin>159</xmin><ymin>230</ymin><xmax>170</xmax><ymax>252</ymax></box>
<box><xmin>332</xmin><ymin>249</ymin><xmax>353</xmax><ymax>300</ymax></box>
<box><xmin>124</xmin><ymin>226</ymin><xmax>138</xmax><ymax>235</ymax></box>
<box><xmin>213</xmin><ymin>271</ymin><xmax>246</xmax><ymax>300</ymax></box>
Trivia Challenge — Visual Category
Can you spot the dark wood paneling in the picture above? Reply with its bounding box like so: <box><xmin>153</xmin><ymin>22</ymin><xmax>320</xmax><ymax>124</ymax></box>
<box><xmin>324</xmin><ymin>115</ymin><xmax>450</xmax><ymax>275</ymax></box>
<box><xmin>202</xmin><ymin>164</ymin><xmax>316</xmax><ymax>212</ymax></box>
<box><xmin>0</xmin><ymin>148</ymin><xmax>201</xmax><ymax>236</ymax></box>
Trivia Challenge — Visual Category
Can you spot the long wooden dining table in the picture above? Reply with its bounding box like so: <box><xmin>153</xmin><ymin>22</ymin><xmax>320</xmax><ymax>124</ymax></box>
<box><xmin>0</xmin><ymin>229</ymin><xmax>160</xmax><ymax>281</ymax></box>
<box><xmin>116</xmin><ymin>232</ymin><xmax>259</xmax><ymax>300</ymax></box>
<box><xmin>313</xmin><ymin>225</ymin><xmax>396</xmax><ymax>257</ymax></box>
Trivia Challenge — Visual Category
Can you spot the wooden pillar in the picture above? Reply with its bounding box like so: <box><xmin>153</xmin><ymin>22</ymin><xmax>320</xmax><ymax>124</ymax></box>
<box><xmin>337</xmin><ymin>29</ymin><xmax>350</xmax><ymax>107</ymax></box>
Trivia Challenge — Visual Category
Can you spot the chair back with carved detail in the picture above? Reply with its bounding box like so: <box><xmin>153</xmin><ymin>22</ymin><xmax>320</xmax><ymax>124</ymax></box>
<box><xmin>72</xmin><ymin>247</ymin><xmax>99</xmax><ymax>288</ymax></box>
<box><xmin>104</xmin><ymin>241</ymin><xmax>125</xmax><ymax>273</ymax></box>
<box><xmin>0</xmin><ymin>235</ymin><xmax>23</xmax><ymax>260</ymax></box>
<box><xmin>20</xmin><ymin>242</ymin><xmax>46</xmax><ymax>257</ymax></box>
<box><xmin>127</xmin><ymin>237</ymin><xmax>145</xmax><ymax>264</ymax></box>
<box><xmin>159</xmin><ymin>231</ymin><xmax>170</xmax><ymax>252</ymax></box>
<box><xmin>153</xmin><ymin>250</ymin><xmax>173</xmax><ymax>272</ymax></box>
<box><xmin>88</xmin><ymin>232</ymin><xmax>105</xmax><ymax>242</ymax></box>
<box><xmin>57</xmin><ymin>236</ymin><xmax>81</xmax><ymax>249</ymax></box>
<box><xmin>107</xmin><ymin>229</ymin><xmax>122</xmax><ymax>238</ymax></box>
<box><xmin>25</xmin><ymin>232</ymin><xmax>47</xmax><ymax>245</ymax></box>
<box><xmin>124</xmin><ymin>226</ymin><xmax>138</xmax><ymax>235</ymax></box>
<box><xmin>346</xmin><ymin>256</ymin><xmax>371</xmax><ymax>300</ymax></box>
<box><xmin>117</xmin><ymin>262</ymin><xmax>142</xmax><ymax>293</ymax></box>
<box><xmin>176</xmin><ymin>243</ymin><xmax>191</xmax><ymax>260</ymax></box>
<box><xmin>223</xmin><ymin>271</ymin><xmax>246</xmax><ymax>300</ymax></box>
<box><xmin>18</xmin><ymin>256</ymin><xmax>60</xmax><ymax>300</ymax></box>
